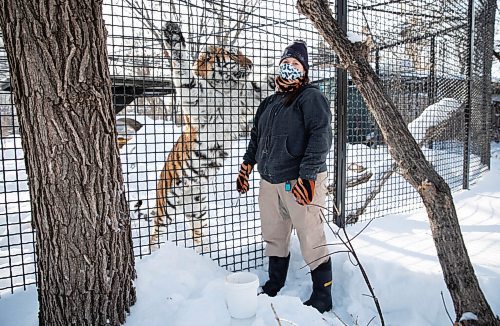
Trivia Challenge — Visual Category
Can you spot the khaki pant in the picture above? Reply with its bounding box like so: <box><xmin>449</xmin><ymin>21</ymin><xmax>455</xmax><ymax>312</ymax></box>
<box><xmin>259</xmin><ymin>172</ymin><xmax>329</xmax><ymax>270</ymax></box>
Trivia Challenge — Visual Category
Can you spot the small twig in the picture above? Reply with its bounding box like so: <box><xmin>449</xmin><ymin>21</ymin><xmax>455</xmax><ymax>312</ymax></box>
<box><xmin>352</xmin><ymin>314</ymin><xmax>360</xmax><ymax>326</ymax></box>
<box><xmin>441</xmin><ymin>291</ymin><xmax>454</xmax><ymax>324</ymax></box>
<box><xmin>347</xmin><ymin>251</ymin><xmax>358</xmax><ymax>267</ymax></box>
<box><xmin>270</xmin><ymin>303</ymin><xmax>299</xmax><ymax>325</ymax></box>
<box><xmin>342</xmin><ymin>226</ymin><xmax>385</xmax><ymax>326</ymax></box>
<box><xmin>299</xmin><ymin>250</ymin><xmax>351</xmax><ymax>270</ymax></box>
<box><xmin>313</xmin><ymin>241</ymin><xmax>346</xmax><ymax>248</ymax></box>
<box><xmin>309</xmin><ymin>203</ymin><xmax>340</xmax><ymax>224</ymax></box>
<box><xmin>331</xmin><ymin>310</ymin><xmax>349</xmax><ymax>326</ymax></box>
<box><xmin>311</xmin><ymin>203</ymin><xmax>385</xmax><ymax>326</ymax></box>
<box><xmin>271</xmin><ymin>303</ymin><xmax>283</xmax><ymax>326</ymax></box>
<box><xmin>350</xmin><ymin>218</ymin><xmax>375</xmax><ymax>242</ymax></box>
<box><xmin>366</xmin><ymin>316</ymin><xmax>376</xmax><ymax>326</ymax></box>
<box><xmin>125</xmin><ymin>0</ymin><xmax>163</xmax><ymax>45</ymax></box>
<box><xmin>230</xmin><ymin>0</ymin><xmax>260</xmax><ymax>46</ymax></box>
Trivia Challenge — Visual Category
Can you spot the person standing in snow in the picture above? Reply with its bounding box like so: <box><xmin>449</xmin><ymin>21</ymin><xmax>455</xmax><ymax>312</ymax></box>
<box><xmin>236</xmin><ymin>40</ymin><xmax>333</xmax><ymax>313</ymax></box>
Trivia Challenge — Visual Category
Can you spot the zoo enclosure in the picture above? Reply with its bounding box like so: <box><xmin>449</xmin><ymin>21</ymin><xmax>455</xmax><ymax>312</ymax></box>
<box><xmin>0</xmin><ymin>0</ymin><xmax>494</xmax><ymax>294</ymax></box>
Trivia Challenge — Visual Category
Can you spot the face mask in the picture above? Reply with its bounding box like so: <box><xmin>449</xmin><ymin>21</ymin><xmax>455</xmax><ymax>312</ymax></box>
<box><xmin>278</xmin><ymin>63</ymin><xmax>304</xmax><ymax>80</ymax></box>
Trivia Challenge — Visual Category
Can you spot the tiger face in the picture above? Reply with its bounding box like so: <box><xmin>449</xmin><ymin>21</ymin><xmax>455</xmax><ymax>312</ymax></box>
<box><xmin>194</xmin><ymin>46</ymin><xmax>253</xmax><ymax>83</ymax></box>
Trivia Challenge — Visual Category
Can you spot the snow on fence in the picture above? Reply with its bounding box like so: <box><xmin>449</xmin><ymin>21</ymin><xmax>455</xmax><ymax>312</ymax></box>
<box><xmin>0</xmin><ymin>0</ymin><xmax>493</xmax><ymax>294</ymax></box>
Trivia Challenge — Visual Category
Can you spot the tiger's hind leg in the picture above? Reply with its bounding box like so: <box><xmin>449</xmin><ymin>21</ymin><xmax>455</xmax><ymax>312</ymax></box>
<box><xmin>149</xmin><ymin>180</ymin><xmax>211</xmax><ymax>253</ymax></box>
<box><xmin>149</xmin><ymin>178</ymin><xmax>179</xmax><ymax>251</ymax></box>
<box><xmin>149</xmin><ymin>206</ymin><xmax>174</xmax><ymax>251</ymax></box>
<box><xmin>149</xmin><ymin>191</ymin><xmax>171</xmax><ymax>250</ymax></box>
<box><xmin>182</xmin><ymin>183</ymin><xmax>210</xmax><ymax>253</ymax></box>
<box><xmin>149</xmin><ymin>126</ymin><xmax>196</xmax><ymax>250</ymax></box>
<box><xmin>189</xmin><ymin>215</ymin><xmax>209</xmax><ymax>253</ymax></box>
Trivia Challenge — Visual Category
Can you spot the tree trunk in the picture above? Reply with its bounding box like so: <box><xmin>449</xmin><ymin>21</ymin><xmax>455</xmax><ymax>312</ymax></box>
<box><xmin>0</xmin><ymin>1</ymin><xmax>136</xmax><ymax>325</ymax></box>
<box><xmin>296</xmin><ymin>0</ymin><xmax>499</xmax><ymax>324</ymax></box>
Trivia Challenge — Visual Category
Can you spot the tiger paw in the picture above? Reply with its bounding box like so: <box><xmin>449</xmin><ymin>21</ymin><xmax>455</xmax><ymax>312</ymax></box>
<box><xmin>162</xmin><ymin>21</ymin><xmax>185</xmax><ymax>48</ymax></box>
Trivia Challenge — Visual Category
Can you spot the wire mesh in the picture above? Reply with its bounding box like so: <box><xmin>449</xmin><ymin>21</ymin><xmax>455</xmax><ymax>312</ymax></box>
<box><xmin>0</xmin><ymin>0</ymin><xmax>494</xmax><ymax>294</ymax></box>
<box><xmin>101</xmin><ymin>0</ymin><xmax>339</xmax><ymax>272</ymax></box>
<box><xmin>344</xmin><ymin>0</ymin><xmax>475</xmax><ymax>223</ymax></box>
<box><xmin>0</xmin><ymin>36</ymin><xmax>38</xmax><ymax>294</ymax></box>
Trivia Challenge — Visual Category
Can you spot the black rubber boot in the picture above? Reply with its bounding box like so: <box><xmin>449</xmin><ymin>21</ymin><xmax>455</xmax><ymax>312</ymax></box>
<box><xmin>304</xmin><ymin>258</ymin><xmax>332</xmax><ymax>313</ymax></box>
<box><xmin>261</xmin><ymin>254</ymin><xmax>290</xmax><ymax>297</ymax></box>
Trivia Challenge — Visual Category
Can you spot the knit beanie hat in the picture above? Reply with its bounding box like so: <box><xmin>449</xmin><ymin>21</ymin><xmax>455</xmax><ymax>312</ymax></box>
<box><xmin>280</xmin><ymin>40</ymin><xmax>309</xmax><ymax>71</ymax></box>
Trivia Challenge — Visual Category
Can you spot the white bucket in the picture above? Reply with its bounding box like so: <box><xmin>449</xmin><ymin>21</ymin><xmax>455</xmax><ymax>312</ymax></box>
<box><xmin>224</xmin><ymin>272</ymin><xmax>259</xmax><ymax>319</ymax></box>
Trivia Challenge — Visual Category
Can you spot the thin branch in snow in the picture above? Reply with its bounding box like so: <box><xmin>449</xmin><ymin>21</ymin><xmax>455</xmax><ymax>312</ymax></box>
<box><xmin>342</xmin><ymin>226</ymin><xmax>385</xmax><ymax>326</ymax></box>
<box><xmin>299</xmin><ymin>250</ymin><xmax>351</xmax><ymax>270</ymax></box>
<box><xmin>270</xmin><ymin>303</ymin><xmax>299</xmax><ymax>326</ymax></box>
<box><xmin>366</xmin><ymin>316</ymin><xmax>377</xmax><ymax>326</ymax></box>
<box><xmin>313</xmin><ymin>241</ymin><xmax>346</xmax><ymax>248</ymax></box>
<box><xmin>348</xmin><ymin>217</ymin><xmax>375</xmax><ymax>242</ymax></box>
<box><xmin>441</xmin><ymin>291</ymin><xmax>454</xmax><ymax>324</ymax></box>
<box><xmin>346</xmin><ymin>251</ymin><xmax>359</xmax><ymax>267</ymax></box>
<box><xmin>330</xmin><ymin>310</ymin><xmax>349</xmax><ymax>326</ymax></box>
<box><xmin>351</xmin><ymin>314</ymin><xmax>360</xmax><ymax>325</ymax></box>
<box><xmin>270</xmin><ymin>303</ymin><xmax>283</xmax><ymax>326</ymax></box>
<box><xmin>308</xmin><ymin>204</ymin><xmax>385</xmax><ymax>326</ymax></box>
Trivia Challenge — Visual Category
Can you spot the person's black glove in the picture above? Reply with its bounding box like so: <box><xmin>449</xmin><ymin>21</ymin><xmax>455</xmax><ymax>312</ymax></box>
<box><xmin>236</xmin><ymin>162</ymin><xmax>253</xmax><ymax>194</ymax></box>
<box><xmin>292</xmin><ymin>178</ymin><xmax>315</xmax><ymax>206</ymax></box>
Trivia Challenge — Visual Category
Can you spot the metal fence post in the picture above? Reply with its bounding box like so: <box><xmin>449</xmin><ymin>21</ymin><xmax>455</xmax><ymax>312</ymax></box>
<box><xmin>464</xmin><ymin>0</ymin><xmax>475</xmax><ymax>189</ymax></box>
<box><xmin>335</xmin><ymin>0</ymin><xmax>348</xmax><ymax>227</ymax></box>
<box><xmin>428</xmin><ymin>36</ymin><xmax>436</xmax><ymax>104</ymax></box>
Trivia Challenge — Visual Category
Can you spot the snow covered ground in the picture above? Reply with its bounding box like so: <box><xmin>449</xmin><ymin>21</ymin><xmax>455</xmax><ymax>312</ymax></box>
<box><xmin>1</xmin><ymin>143</ymin><xmax>499</xmax><ymax>325</ymax></box>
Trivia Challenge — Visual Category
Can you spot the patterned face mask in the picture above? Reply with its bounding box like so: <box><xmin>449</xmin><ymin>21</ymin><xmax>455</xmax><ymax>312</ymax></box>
<box><xmin>278</xmin><ymin>63</ymin><xmax>304</xmax><ymax>80</ymax></box>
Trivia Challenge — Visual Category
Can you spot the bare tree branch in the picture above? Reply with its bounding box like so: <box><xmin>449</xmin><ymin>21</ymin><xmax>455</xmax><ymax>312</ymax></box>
<box><xmin>124</xmin><ymin>0</ymin><xmax>163</xmax><ymax>45</ymax></box>
<box><xmin>311</xmin><ymin>206</ymin><xmax>385</xmax><ymax>325</ymax></box>
<box><xmin>230</xmin><ymin>0</ymin><xmax>261</xmax><ymax>47</ymax></box>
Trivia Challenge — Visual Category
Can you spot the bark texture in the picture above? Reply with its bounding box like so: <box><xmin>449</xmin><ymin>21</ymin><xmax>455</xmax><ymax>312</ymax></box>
<box><xmin>0</xmin><ymin>1</ymin><xmax>136</xmax><ymax>325</ymax></box>
<box><xmin>296</xmin><ymin>0</ymin><xmax>499</xmax><ymax>324</ymax></box>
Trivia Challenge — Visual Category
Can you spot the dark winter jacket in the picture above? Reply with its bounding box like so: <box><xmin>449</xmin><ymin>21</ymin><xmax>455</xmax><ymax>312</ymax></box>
<box><xmin>243</xmin><ymin>84</ymin><xmax>332</xmax><ymax>184</ymax></box>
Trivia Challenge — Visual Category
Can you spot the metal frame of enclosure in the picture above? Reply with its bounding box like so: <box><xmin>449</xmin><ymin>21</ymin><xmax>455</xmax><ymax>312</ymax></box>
<box><xmin>0</xmin><ymin>0</ymin><xmax>493</xmax><ymax>294</ymax></box>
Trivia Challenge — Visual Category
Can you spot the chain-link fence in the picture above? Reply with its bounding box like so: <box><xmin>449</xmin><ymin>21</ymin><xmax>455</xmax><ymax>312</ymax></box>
<box><xmin>0</xmin><ymin>0</ymin><xmax>494</xmax><ymax>294</ymax></box>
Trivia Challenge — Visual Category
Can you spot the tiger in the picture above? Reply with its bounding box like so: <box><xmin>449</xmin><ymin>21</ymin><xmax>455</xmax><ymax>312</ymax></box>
<box><xmin>147</xmin><ymin>21</ymin><xmax>272</xmax><ymax>250</ymax></box>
